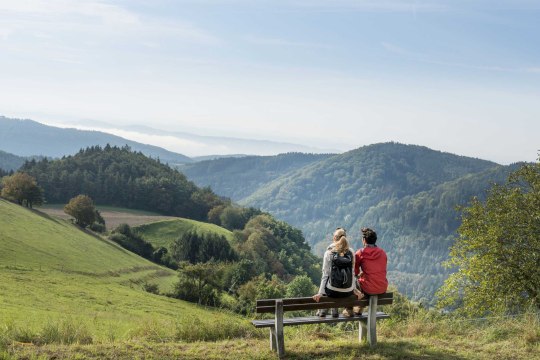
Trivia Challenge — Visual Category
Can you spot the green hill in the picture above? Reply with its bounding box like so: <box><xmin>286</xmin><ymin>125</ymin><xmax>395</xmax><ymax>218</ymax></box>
<box><xmin>0</xmin><ymin>199</ymin><xmax>254</xmax><ymax>344</ymax></box>
<box><xmin>21</xmin><ymin>145</ymin><xmax>224</xmax><ymax>220</ymax></box>
<box><xmin>134</xmin><ymin>218</ymin><xmax>234</xmax><ymax>249</ymax></box>
<box><xmin>180</xmin><ymin>152</ymin><xmax>334</xmax><ymax>200</ymax></box>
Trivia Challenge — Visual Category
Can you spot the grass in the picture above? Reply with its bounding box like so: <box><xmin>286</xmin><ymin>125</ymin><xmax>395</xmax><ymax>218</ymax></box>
<box><xmin>2</xmin><ymin>199</ymin><xmax>539</xmax><ymax>359</ymax></box>
<box><xmin>134</xmin><ymin>218</ymin><xmax>234</xmax><ymax>249</ymax></box>
<box><xmin>0</xmin><ymin>199</ymin><xmax>256</xmax><ymax>349</ymax></box>
<box><xmin>36</xmin><ymin>204</ymin><xmax>176</xmax><ymax>230</ymax></box>
<box><xmin>2</xmin><ymin>312</ymin><xmax>539</xmax><ymax>359</ymax></box>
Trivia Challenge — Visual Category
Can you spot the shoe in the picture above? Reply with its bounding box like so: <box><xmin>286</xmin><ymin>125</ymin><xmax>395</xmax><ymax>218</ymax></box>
<box><xmin>353</xmin><ymin>306</ymin><xmax>364</xmax><ymax>316</ymax></box>
<box><xmin>342</xmin><ymin>308</ymin><xmax>354</xmax><ymax>318</ymax></box>
<box><xmin>316</xmin><ymin>309</ymin><xmax>327</xmax><ymax>317</ymax></box>
<box><xmin>331</xmin><ymin>308</ymin><xmax>339</xmax><ymax>318</ymax></box>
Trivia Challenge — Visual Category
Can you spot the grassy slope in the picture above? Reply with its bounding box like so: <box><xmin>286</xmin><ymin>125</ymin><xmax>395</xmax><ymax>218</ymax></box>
<box><xmin>0</xmin><ymin>199</ymin><xmax>254</xmax><ymax>344</ymax></box>
<box><xmin>134</xmin><ymin>218</ymin><xmax>234</xmax><ymax>249</ymax></box>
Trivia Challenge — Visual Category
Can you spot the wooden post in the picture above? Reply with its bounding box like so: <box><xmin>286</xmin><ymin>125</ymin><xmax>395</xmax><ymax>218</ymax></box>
<box><xmin>270</xmin><ymin>328</ymin><xmax>277</xmax><ymax>351</ymax></box>
<box><xmin>359</xmin><ymin>319</ymin><xmax>367</xmax><ymax>342</ymax></box>
<box><xmin>367</xmin><ymin>295</ymin><xmax>378</xmax><ymax>346</ymax></box>
<box><xmin>275</xmin><ymin>299</ymin><xmax>285</xmax><ymax>358</ymax></box>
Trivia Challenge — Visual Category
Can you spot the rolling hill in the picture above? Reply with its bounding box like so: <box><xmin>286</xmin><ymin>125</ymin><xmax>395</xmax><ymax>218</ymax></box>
<box><xmin>134</xmin><ymin>218</ymin><xmax>234</xmax><ymax>249</ymax></box>
<box><xmin>0</xmin><ymin>116</ymin><xmax>192</xmax><ymax>165</ymax></box>
<box><xmin>180</xmin><ymin>142</ymin><xmax>514</xmax><ymax>302</ymax></box>
<box><xmin>0</xmin><ymin>199</ymin><xmax>254</xmax><ymax>343</ymax></box>
<box><xmin>180</xmin><ymin>152</ymin><xmax>334</xmax><ymax>201</ymax></box>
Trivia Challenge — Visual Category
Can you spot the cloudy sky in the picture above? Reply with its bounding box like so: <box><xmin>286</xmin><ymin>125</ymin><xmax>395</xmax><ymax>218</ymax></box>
<box><xmin>0</xmin><ymin>0</ymin><xmax>539</xmax><ymax>163</ymax></box>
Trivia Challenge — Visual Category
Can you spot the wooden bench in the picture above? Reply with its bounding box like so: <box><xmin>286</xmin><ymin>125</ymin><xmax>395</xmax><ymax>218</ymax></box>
<box><xmin>252</xmin><ymin>292</ymin><xmax>393</xmax><ymax>358</ymax></box>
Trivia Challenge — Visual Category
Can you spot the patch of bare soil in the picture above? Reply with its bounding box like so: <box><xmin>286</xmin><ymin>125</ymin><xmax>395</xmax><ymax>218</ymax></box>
<box><xmin>37</xmin><ymin>208</ymin><xmax>175</xmax><ymax>230</ymax></box>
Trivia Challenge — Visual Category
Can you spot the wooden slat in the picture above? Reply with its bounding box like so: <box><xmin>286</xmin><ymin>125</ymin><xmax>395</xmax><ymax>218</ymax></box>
<box><xmin>256</xmin><ymin>292</ymin><xmax>393</xmax><ymax>307</ymax></box>
<box><xmin>251</xmin><ymin>312</ymin><xmax>390</xmax><ymax>328</ymax></box>
<box><xmin>256</xmin><ymin>297</ymin><xmax>393</xmax><ymax>313</ymax></box>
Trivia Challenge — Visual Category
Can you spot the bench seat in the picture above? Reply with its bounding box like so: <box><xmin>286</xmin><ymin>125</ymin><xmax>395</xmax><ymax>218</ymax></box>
<box><xmin>252</xmin><ymin>311</ymin><xmax>390</xmax><ymax>328</ymax></box>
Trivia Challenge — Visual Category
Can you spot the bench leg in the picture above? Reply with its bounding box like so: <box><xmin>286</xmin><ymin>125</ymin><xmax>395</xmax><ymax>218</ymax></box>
<box><xmin>367</xmin><ymin>295</ymin><xmax>378</xmax><ymax>346</ymax></box>
<box><xmin>270</xmin><ymin>328</ymin><xmax>277</xmax><ymax>351</ymax></box>
<box><xmin>275</xmin><ymin>299</ymin><xmax>285</xmax><ymax>358</ymax></box>
<box><xmin>359</xmin><ymin>320</ymin><xmax>367</xmax><ymax>342</ymax></box>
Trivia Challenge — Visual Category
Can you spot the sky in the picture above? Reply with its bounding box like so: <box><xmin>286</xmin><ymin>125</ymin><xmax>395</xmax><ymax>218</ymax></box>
<box><xmin>0</xmin><ymin>0</ymin><xmax>539</xmax><ymax>163</ymax></box>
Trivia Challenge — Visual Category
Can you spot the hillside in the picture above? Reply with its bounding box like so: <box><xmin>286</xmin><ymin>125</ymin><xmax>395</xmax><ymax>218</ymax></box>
<box><xmin>180</xmin><ymin>152</ymin><xmax>334</xmax><ymax>200</ymax></box>
<box><xmin>21</xmin><ymin>145</ymin><xmax>224</xmax><ymax>220</ymax></box>
<box><xmin>0</xmin><ymin>150</ymin><xmax>26</xmax><ymax>172</ymax></box>
<box><xmin>0</xmin><ymin>199</ymin><xmax>254</xmax><ymax>344</ymax></box>
<box><xmin>134</xmin><ymin>218</ymin><xmax>234</xmax><ymax>249</ymax></box>
<box><xmin>0</xmin><ymin>116</ymin><xmax>192</xmax><ymax>165</ymax></box>
<box><xmin>197</xmin><ymin>143</ymin><xmax>502</xmax><ymax>302</ymax></box>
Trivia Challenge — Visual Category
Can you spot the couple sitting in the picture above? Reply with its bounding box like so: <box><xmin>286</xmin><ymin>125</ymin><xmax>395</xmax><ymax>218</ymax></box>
<box><xmin>312</xmin><ymin>227</ymin><xmax>388</xmax><ymax>317</ymax></box>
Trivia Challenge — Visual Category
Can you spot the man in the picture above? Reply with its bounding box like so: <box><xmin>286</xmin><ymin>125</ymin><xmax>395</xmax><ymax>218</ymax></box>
<box><xmin>351</xmin><ymin>227</ymin><xmax>388</xmax><ymax>316</ymax></box>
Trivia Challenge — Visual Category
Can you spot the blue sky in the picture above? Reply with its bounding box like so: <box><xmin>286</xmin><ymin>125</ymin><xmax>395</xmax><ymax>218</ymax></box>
<box><xmin>0</xmin><ymin>0</ymin><xmax>539</xmax><ymax>163</ymax></box>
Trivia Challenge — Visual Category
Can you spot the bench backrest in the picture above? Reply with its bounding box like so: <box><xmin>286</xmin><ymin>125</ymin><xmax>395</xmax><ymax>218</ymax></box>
<box><xmin>255</xmin><ymin>292</ymin><xmax>393</xmax><ymax>313</ymax></box>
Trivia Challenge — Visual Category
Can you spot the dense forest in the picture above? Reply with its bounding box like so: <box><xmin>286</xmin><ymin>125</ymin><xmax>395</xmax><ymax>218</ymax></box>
<box><xmin>183</xmin><ymin>142</ymin><xmax>514</xmax><ymax>303</ymax></box>
<box><xmin>20</xmin><ymin>145</ymin><xmax>220</xmax><ymax>220</ymax></box>
<box><xmin>180</xmin><ymin>152</ymin><xmax>333</xmax><ymax>200</ymax></box>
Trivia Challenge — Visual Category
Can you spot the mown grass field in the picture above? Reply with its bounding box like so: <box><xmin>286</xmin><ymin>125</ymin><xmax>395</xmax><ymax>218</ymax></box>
<box><xmin>134</xmin><ymin>218</ymin><xmax>234</xmax><ymax>249</ymax></box>
<box><xmin>37</xmin><ymin>204</ymin><xmax>176</xmax><ymax>230</ymax></box>
<box><xmin>2</xmin><ymin>199</ymin><xmax>539</xmax><ymax>359</ymax></box>
<box><xmin>0</xmin><ymin>199</ymin><xmax>257</xmax><ymax>350</ymax></box>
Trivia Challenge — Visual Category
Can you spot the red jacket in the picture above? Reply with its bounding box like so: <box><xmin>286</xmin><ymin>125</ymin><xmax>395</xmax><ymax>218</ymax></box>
<box><xmin>354</xmin><ymin>245</ymin><xmax>388</xmax><ymax>295</ymax></box>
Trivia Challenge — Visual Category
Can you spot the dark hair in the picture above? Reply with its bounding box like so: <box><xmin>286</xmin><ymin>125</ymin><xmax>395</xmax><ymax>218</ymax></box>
<box><xmin>361</xmin><ymin>227</ymin><xmax>377</xmax><ymax>245</ymax></box>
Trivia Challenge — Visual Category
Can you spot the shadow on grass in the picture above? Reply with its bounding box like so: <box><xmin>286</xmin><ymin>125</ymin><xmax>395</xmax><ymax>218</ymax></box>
<box><xmin>285</xmin><ymin>340</ymin><xmax>467</xmax><ymax>360</ymax></box>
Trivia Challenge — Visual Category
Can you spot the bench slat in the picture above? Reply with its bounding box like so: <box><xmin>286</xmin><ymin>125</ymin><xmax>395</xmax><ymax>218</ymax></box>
<box><xmin>252</xmin><ymin>312</ymin><xmax>390</xmax><ymax>328</ymax></box>
<box><xmin>256</xmin><ymin>298</ymin><xmax>393</xmax><ymax>313</ymax></box>
<box><xmin>256</xmin><ymin>292</ymin><xmax>393</xmax><ymax>307</ymax></box>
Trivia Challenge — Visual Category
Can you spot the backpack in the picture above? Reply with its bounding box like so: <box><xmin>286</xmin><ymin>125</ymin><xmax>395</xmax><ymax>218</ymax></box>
<box><xmin>330</xmin><ymin>250</ymin><xmax>353</xmax><ymax>289</ymax></box>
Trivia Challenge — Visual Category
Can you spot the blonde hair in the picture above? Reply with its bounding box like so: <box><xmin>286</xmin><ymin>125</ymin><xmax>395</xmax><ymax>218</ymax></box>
<box><xmin>333</xmin><ymin>228</ymin><xmax>349</xmax><ymax>255</ymax></box>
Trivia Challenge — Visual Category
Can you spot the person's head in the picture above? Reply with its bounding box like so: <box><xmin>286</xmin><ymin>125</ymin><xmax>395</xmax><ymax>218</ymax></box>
<box><xmin>333</xmin><ymin>227</ymin><xmax>346</xmax><ymax>241</ymax></box>
<box><xmin>361</xmin><ymin>227</ymin><xmax>377</xmax><ymax>245</ymax></box>
<box><xmin>333</xmin><ymin>227</ymin><xmax>349</xmax><ymax>254</ymax></box>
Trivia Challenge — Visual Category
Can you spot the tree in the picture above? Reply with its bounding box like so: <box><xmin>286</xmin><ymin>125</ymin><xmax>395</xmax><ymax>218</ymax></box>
<box><xmin>285</xmin><ymin>275</ymin><xmax>317</xmax><ymax>298</ymax></box>
<box><xmin>64</xmin><ymin>195</ymin><xmax>96</xmax><ymax>228</ymax></box>
<box><xmin>0</xmin><ymin>172</ymin><xmax>44</xmax><ymax>208</ymax></box>
<box><xmin>437</xmin><ymin>160</ymin><xmax>540</xmax><ymax>315</ymax></box>
<box><xmin>173</xmin><ymin>261</ymin><xmax>224</xmax><ymax>306</ymax></box>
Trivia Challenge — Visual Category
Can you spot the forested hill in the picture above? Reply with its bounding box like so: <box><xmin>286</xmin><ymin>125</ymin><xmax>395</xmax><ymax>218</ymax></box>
<box><xmin>0</xmin><ymin>116</ymin><xmax>192</xmax><ymax>165</ymax></box>
<box><xmin>181</xmin><ymin>142</ymin><xmax>509</xmax><ymax>302</ymax></box>
<box><xmin>0</xmin><ymin>150</ymin><xmax>26</xmax><ymax>172</ymax></box>
<box><xmin>21</xmin><ymin>145</ymin><xmax>223</xmax><ymax>221</ymax></box>
<box><xmin>180</xmin><ymin>152</ymin><xmax>334</xmax><ymax>200</ymax></box>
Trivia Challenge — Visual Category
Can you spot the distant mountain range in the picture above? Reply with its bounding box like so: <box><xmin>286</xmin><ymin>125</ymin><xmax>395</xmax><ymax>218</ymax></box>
<box><xmin>181</xmin><ymin>142</ymin><xmax>518</xmax><ymax>303</ymax></box>
<box><xmin>0</xmin><ymin>116</ymin><xmax>192</xmax><ymax>165</ymax></box>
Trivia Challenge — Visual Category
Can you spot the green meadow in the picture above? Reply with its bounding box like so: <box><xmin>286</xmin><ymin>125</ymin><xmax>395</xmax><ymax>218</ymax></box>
<box><xmin>0</xmin><ymin>199</ymin><xmax>257</xmax><ymax>348</ymax></box>
<box><xmin>134</xmin><ymin>218</ymin><xmax>234</xmax><ymax>249</ymax></box>
<box><xmin>1</xmin><ymin>199</ymin><xmax>539</xmax><ymax>359</ymax></box>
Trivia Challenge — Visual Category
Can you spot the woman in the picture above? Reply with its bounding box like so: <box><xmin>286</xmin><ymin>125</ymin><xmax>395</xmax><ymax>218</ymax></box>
<box><xmin>312</xmin><ymin>228</ymin><xmax>362</xmax><ymax>317</ymax></box>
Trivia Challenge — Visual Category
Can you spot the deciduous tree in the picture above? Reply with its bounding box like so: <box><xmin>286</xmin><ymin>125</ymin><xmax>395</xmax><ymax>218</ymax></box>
<box><xmin>437</xmin><ymin>160</ymin><xmax>540</xmax><ymax>315</ymax></box>
<box><xmin>64</xmin><ymin>195</ymin><xmax>96</xmax><ymax>228</ymax></box>
<box><xmin>0</xmin><ymin>172</ymin><xmax>44</xmax><ymax>208</ymax></box>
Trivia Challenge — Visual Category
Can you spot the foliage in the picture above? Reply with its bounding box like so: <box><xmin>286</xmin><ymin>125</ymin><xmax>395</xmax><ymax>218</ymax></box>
<box><xmin>181</xmin><ymin>152</ymin><xmax>333</xmax><ymax>201</ymax></box>
<box><xmin>237</xmin><ymin>274</ymin><xmax>286</xmax><ymax>304</ymax></box>
<box><xmin>285</xmin><ymin>275</ymin><xmax>317</xmax><ymax>298</ymax></box>
<box><xmin>0</xmin><ymin>172</ymin><xmax>44</xmax><ymax>208</ymax></box>
<box><xmin>64</xmin><ymin>195</ymin><xmax>97</xmax><ymax>228</ymax></box>
<box><xmin>21</xmin><ymin>145</ymin><xmax>224</xmax><ymax>220</ymax></box>
<box><xmin>233</xmin><ymin>214</ymin><xmax>321</xmax><ymax>283</ymax></box>
<box><xmin>437</xmin><ymin>160</ymin><xmax>540</xmax><ymax>315</ymax></box>
<box><xmin>170</xmin><ymin>230</ymin><xmax>237</xmax><ymax>264</ymax></box>
<box><xmin>109</xmin><ymin>223</ymin><xmax>155</xmax><ymax>260</ymax></box>
<box><xmin>173</xmin><ymin>261</ymin><xmax>224</xmax><ymax>306</ymax></box>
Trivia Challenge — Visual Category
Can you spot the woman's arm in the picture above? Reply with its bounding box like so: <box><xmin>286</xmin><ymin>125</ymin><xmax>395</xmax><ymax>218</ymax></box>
<box><xmin>316</xmin><ymin>250</ymin><xmax>331</xmax><ymax>296</ymax></box>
